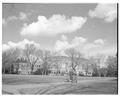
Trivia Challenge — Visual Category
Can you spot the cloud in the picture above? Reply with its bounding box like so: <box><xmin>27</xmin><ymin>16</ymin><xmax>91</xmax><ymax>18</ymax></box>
<box><xmin>19</xmin><ymin>12</ymin><xmax>27</xmax><ymax>20</ymax></box>
<box><xmin>61</xmin><ymin>35</ymin><xmax>68</xmax><ymax>41</ymax></box>
<box><xmin>7</xmin><ymin>16</ymin><xmax>18</xmax><ymax>21</ymax></box>
<box><xmin>71</xmin><ymin>36</ymin><xmax>87</xmax><ymax>46</ymax></box>
<box><xmin>3</xmin><ymin>12</ymin><xmax>27</xmax><ymax>25</ymax></box>
<box><xmin>55</xmin><ymin>36</ymin><xmax>87</xmax><ymax>52</ymax></box>
<box><xmin>2</xmin><ymin>16</ymin><xmax>17</xmax><ymax>25</ymax></box>
<box><xmin>2</xmin><ymin>19</ymin><xmax>7</xmax><ymax>25</ymax></box>
<box><xmin>3</xmin><ymin>38</ymin><xmax>116</xmax><ymax>58</ymax></box>
<box><xmin>20</xmin><ymin>14</ymin><xmax>87</xmax><ymax>36</ymax></box>
<box><xmin>94</xmin><ymin>39</ymin><xmax>104</xmax><ymax>45</ymax></box>
<box><xmin>2</xmin><ymin>44</ymin><xmax>10</xmax><ymax>51</ymax></box>
<box><xmin>54</xmin><ymin>40</ymin><xmax>71</xmax><ymax>52</ymax></box>
<box><xmin>89</xmin><ymin>4</ymin><xmax>117</xmax><ymax>22</ymax></box>
<box><xmin>54</xmin><ymin>36</ymin><xmax>87</xmax><ymax>55</ymax></box>
<box><xmin>99</xmin><ymin>46</ymin><xmax>117</xmax><ymax>55</ymax></box>
<box><xmin>54</xmin><ymin>36</ymin><xmax>116</xmax><ymax>57</ymax></box>
<box><xmin>2</xmin><ymin>39</ymin><xmax>40</xmax><ymax>51</ymax></box>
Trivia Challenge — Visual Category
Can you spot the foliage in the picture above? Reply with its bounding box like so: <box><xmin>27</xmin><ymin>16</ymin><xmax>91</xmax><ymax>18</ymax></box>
<box><xmin>92</xmin><ymin>64</ymin><xmax>99</xmax><ymax>76</ymax></box>
<box><xmin>91</xmin><ymin>54</ymin><xmax>118</xmax><ymax>77</ymax></box>
<box><xmin>106</xmin><ymin>55</ymin><xmax>117</xmax><ymax>77</ymax></box>
<box><xmin>2</xmin><ymin>48</ymin><xmax>20</xmax><ymax>74</ymax></box>
<box><xmin>40</xmin><ymin>50</ymin><xmax>51</xmax><ymax>75</ymax></box>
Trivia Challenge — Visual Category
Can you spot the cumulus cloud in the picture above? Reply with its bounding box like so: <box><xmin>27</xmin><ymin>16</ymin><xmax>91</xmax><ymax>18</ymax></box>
<box><xmin>20</xmin><ymin>14</ymin><xmax>87</xmax><ymax>36</ymax></box>
<box><xmin>2</xmin><ymin>44</ymin><xmax>10</xmax><ymax>51</ymax></box>
<box><xmin>89</xmin><ymin>4</ymin><xmax>117</xmax><ymax>22</ymax></box>
<box><xmin>61</xmin><ymin>35</ymin><xmax>68</xmax><ymax>41</ymax></box>
<box><xmin>2</xmin><ymin>39</ymin><xmax>40</xmax><ymax>51</ymax></box>
<box><xmin>99</xmin><ymin>46</ymin><xmax>117</xmax><ymax>55</ymax></box>
<box><xmin>2</xmin><ymin>19</ymin><xmax>7</xmax><ymax>25</ymax></box>
<box><xmin>54</xmin><ymin>40</ymin><xmax>71</xmax><ymax>52</ymax></box>
<box><xmin>19</xmin><ymin>12</ymin><xmax>27</xmax><ymax>20</ymax></box>
<box><xmin>54</xmin><ymin>36</ymin><xmax>116</xmax><ymax>57</ymax></box>
<box><xmin>3</xmin><ymin>12</ymin><xmax>27</xmax><ymax>25</ymax></box>
<box><xmin>2</xmin><ymin>16</ymin><xmax>17</xmax><ymax>25</ymax></box>
<box><xmin>55</xmin><ymin>36</ymin><xmax>87</xmax><ymax>52</ymax></box>
<box><xmin>54</xmin><ymin>36</ymin><xmax>86</xmax><ymax>55</ymax></box>
<box><xmin>7</xmin><ymin>16</ymin><xmax>18</xmax><ymax>21</ymax></box>
<box><xmin>3</xmin><ymin>38</ymin><xmax>116</xmax><ymax>57</ymax></box>
<box><xmin>71</xmin><ymin>36</ymin><xmax>87</xmax><ymax>46</ymax></box>
<box><xmin>94</xmin><ymin>39</ymin><xmax>104</xmax><ymax>45</ymax></box>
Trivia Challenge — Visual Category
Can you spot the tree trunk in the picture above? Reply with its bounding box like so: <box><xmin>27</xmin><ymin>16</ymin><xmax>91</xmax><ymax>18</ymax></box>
<box><xmin>9</xmin><ymin>64</ymin><xmax>13</xmax><ymax>74</ymax></box>
<box><xmin>16</xmin><ymin>63</ymin><xmax>19</xmax><ymax>74</ymax></box>
<box><xmin>98</xmin><ymin>70</ymin><xmax>101</xmax><ymax>77</ymax></box>
<box><xmin>31</xmin><ymin>66</ymin><xmax>33</xmax><ymax>75</ymax></box>
<box><xmin>31</xmin><ymin>68</ymin><xmax>33</xmax><ymax>75</ymax></box>
<box><xmin>42</xmin><ymin>69</ymin><xmax>44</xmax><ymax>75</ymax></box>
<box><xmin>31</xmin><ymin>70</ymin><xmax>33</xmax><ymax>75</ymax></box>
<box><xmin>45</xmin><ymin>70</ymin><xmax>47</xmax><ymax>75</ymax></box>
<box><xmin>3</xmin><ymin>64</ymin><xmax>6</xmax><ymax>74</ymax></box>
<box><xmin>86</xmin><ymin>71</ymin><xmax>87</xmax><ymax>76</ymax></box>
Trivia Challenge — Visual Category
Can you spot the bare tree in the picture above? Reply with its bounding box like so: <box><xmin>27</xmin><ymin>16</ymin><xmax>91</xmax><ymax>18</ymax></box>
<box><xmin>2</xmin><ymin>50</ymin><xmax>11</xmax><ymax>74</ymax></box>
<box><xmin>106</xmin><ymin>55</ymin><xmax>117</xmax><ymax>77</ymax></box>
<box><xmin>40</xmin><ymin>50</ymin><xmax>51</xmax><ymax>75</ymax></box>
<box><xmin>2</xmin><ymin>50</ymin><xmax>9</xmax><ymax>73</ymax></box>
<box><xmin>2</xmin><ymin>48</ymin><xmax>20</xmax><ymax>74</ymax></box>
<box><xmin>66</xmin><ymin>48</ymin><xmax>82</xmax><ymax>72</ymax></box>
<box><xmin>84</xmin><ymin>64</ymin><xmax>89</xmax><ymax>76</ymax></box>
<box><xmin>65</xmin><ymin>48</ymin><xmax>82</xmax><ymax>82</ymax></box>
<box><xmin>24</xmin><ymin>44</ymin><xmax>40</xmax><ymax>74</ymax></box>
<box><xmin>89</xmin><ymin>54</ymin><xmax>107</xmax><ymax>77</ymax></box>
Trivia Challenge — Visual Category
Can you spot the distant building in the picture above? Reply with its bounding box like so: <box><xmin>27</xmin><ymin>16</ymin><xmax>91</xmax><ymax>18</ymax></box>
<box><xmin>15</xmin><ymin>56</ymin><xmax>95</xmax><ymax>76</ymax></box>
<box><xmin>14</xmin><ymin>57</ymin><xmax>42</xmax><ymax>75</ymax></box>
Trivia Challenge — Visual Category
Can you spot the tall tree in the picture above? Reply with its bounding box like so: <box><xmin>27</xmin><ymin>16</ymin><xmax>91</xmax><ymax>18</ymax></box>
<box><xmin>65</xmin><ymin>48</ymin><xmax>82</xmax><ymax>72</ymax></box>
<box><xmin>106</xmin><ymin>55</ymin><xmax>117</xmax><ymax>77</ymax></box>
<box><xmin>65</xmin><ymin>48</ymin><xmax>82</xmax><ymax>83</ymax></box>
<box><xmin>93</xmin><ymin>54</ymin><xmax>106</xmax><ymax>77</ymax></box>
<box><xmin>2</xmin><ymin>48</ymin><xmax>20</xmax><ymax>74</ymax></box>
<box><xmin>24</xmin><ymin>44</ymin><xmax>40</xmax><ymax>74</ymax></box>
<box><xmin>40</xmin><ymin>50</ymin><xmax>51</xmax><ymax>75</ymax></box>
<box><xmin>89</xmin><ymin>57</ymin><xmax>99</xmax><ymax>76</ymax></box>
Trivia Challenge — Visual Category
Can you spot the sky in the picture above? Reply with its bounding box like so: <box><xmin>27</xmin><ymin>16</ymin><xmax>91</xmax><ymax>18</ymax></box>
<box><xmin>2</xmin><ymin>3</ymin><xmax>117</xmax><ymax>57</ymax></box>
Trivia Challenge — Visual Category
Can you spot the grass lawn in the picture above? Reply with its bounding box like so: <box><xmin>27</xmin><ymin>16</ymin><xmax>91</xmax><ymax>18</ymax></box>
<box><xmin>2</xmin><ymin>74</ymin><xmax>118</xmax><ymax>94</ymax></box>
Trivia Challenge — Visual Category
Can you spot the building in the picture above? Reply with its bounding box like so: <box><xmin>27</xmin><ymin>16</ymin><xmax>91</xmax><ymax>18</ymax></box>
<box><xmin>14</xmin><ymin>57</ymin><xmax>42</xmax><ymax>75</ymax></box>
<box><xmin>16</xmin><ymin>56</ymin><xmax>95</xmax><ymax>76</ymax></box>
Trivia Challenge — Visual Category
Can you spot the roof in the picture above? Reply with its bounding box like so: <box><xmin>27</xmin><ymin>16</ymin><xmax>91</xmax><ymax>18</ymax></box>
<box><xmin>16</xmin><ymin>57</ymin><xmax>28</xmax><ymax>63</ymax></box>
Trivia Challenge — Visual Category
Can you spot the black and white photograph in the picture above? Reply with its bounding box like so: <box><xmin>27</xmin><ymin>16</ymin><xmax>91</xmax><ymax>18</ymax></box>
<box><xmin>2</xmin><ymin>1</ymin><xmax>118</xmax><ymax>95</ymax></box>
